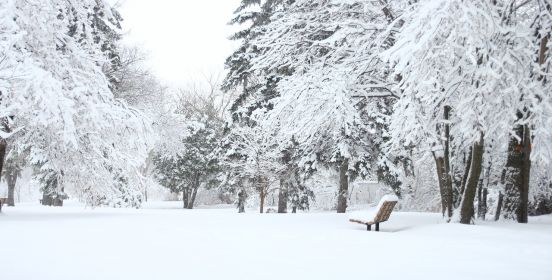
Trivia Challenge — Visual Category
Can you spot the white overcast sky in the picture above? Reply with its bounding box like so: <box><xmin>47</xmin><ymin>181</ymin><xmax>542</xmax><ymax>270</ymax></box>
<box><xmin>117</xmin><ymin>0</ymin><xmax>241</xmax><ymax>87</ymax></box>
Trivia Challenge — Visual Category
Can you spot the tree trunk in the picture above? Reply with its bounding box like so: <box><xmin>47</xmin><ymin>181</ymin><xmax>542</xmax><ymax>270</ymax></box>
<box><xmin>459</xmin><ymin>147</ymin><xmax>473</xmax><ymax>202</ymax></box>
<box><xmin>477</xmin><ymin>180</ymin><xmax>488</xmax><ymax>220</ymax></box>
<box><xmin>503</xmin><ymin>120</ymin><xmax>531</xmax><ymax>223</ymax></box>
<box><xmin>442</xmin><ymin>106</ymin><xmax>453</xmax><ymax>219</ymax></box>
<box><xmin>0</xmin><ymin>119</ymin><xmax>10</xmax><ymax>181</ymax></box>
<box><xmin>432</xmin><ymin>152</ymin><xmax>453</xmax><ymax>219</ymax></box>
<box><xmin>6</xmin><ymin>167</ymin><xmax>17</xmax><ymax>206</ymax></box>
<box><xmin>495</xmin><ymin>192</ymin><xmax>504</xmax><ymax>221</ymax></box>
<box><xmin>278</xmin><ymin>178</ymin><xmax>288</xmax><ymax>213</ymax></box>
<box><xmin>182</xmin><ymin>189</ymin><xmax>189</xmax><ymax>209</ymax></box>
<box><xmin>237</xmin><ymin>185</ymin><xmax>246</xmax><ymax>213</ymax></box>
<box><xmin>188</xmin><ymin>186</ymin><xmax>199</xmax><ymax>210</ymax></box>
<box><xmin>459</xmin><ymin>134</ymin><xmax>485</xmax><ymax>224</ymax></box>
<box><xmin>259</xmin><ymin>189</ymin><xmax>265</xmax><ymax>214</ymax></box>
<box><xmin>336</xmin><ymin>158</ymin><xmax>349</xmax><ymax>213</ymax></box>
<box><xmin>519</xmin><ymin>125</ymin><xmax>531</xmax><ymax>223</ymax></box>
<box><xmin>433</xmin><ymin>154</ymin><xmax>447</xmax><ymax>216</ymax></box>
<box><xmin>0</xmin><ymin>139</ymin><xmax>6</xmax><ymax>181</ymax></box>
<box><xmin>432</xmin><ymin>106</ymin><xmax>453</xmax><ymax>219</ymax></box>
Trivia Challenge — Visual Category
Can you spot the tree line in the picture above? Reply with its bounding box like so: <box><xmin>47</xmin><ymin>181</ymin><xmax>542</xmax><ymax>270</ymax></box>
<box><xmin>207</xmin><ymin>0</ymin><xmax>552</xmax><ymax>223</ymax></box>
<box><xmin>2</xmin><ymin>0</ymin><xmax>552</xmax><ymax>226</ymax></box>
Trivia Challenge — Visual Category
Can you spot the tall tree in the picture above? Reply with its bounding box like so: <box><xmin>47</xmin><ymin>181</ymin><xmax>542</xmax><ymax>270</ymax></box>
<box><xmin>0</xmin><ymin>0</ymin><xmax>153</xmax><ymax>207</ymax></box>
<box><xmin>245</xmin><ymin>0</ymin><xmax>403</xmax><ymax>212</ymax></box>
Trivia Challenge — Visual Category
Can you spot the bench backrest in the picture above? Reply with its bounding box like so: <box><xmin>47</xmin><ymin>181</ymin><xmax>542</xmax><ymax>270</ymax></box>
<box><xmin>374</xmin><ymin>200</ymin><xmax>397</xmax><ymax>223</ymax></box>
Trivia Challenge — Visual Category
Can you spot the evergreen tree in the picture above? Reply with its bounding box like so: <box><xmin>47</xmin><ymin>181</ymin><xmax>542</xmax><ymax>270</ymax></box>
<box><xmin>154</xmin><ymin>123</ymin><xmax>221</xmax><ymax>209</ymax></box>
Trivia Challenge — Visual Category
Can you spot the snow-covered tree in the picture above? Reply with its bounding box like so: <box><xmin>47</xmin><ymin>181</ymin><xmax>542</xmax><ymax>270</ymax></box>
<box><xmin>153</xmin><ymin>78</ymin><xmax>231</xmax><ymax>209</ymax></box>
<box><xmin>0</xmin><ymin>0</ymin><xmax>154</xmax><ymax>207</ymax></box>
<box><xmin>384</xmin><ymin>0</ymin><xmax>552</xmax><ymax>223</ymax></box>
<box><xmin>221</xmin><ymin>124</ymin><xmax>285</xmax><ymax>213</ymax></box>
<box><xmin>154</xmin><ymin>124</ymin><xmax>221</xmax><ymax>209</ymax></box>
<box><xmin>223</xmin><ymin>0</ymin><xmax>290</xmax><ymax>124</ymax></box>
<box><xmin>243</xmin><ymin>0</ymin><xmax>404</xmax><ymax>212</ymax></box>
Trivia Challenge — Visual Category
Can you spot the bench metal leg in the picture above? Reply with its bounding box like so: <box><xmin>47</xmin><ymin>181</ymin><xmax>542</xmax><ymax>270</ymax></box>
<box><xmin>367</xmin><ymin>224</ymin><xmax>371</xmax><ymax>231</ymax></box>
<box><xmin>375</xmin><ymin>223</ymin><xmax>380</xmax><ymax>232</ymax></box>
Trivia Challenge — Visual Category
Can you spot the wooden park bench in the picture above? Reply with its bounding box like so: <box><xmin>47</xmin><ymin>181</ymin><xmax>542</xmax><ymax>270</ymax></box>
<box><xmin>0</xmin><ymin>197</ymin><xmax>7</xmax><ymax>212</ymax></box>
<box><xmin>349</xmin><ymin>195</ymin><xmax>399</xmax><ymax>231</ymax></box>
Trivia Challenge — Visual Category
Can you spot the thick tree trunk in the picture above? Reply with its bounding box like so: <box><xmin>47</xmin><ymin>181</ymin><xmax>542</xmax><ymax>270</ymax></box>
<box><xmin>277</xmin><ymin>178</ymin><xmax>288</xmax><ymax>213</ymax></box>
<box><xmin>336</xmin><ymin>159</ymin><xmax>349</xmax><ymax>213</ymax></box>
<box><xmin>432</xmin><ymin>106</ymin><xmax>453</xmax><ymax>219</ymax></box>
<box><xmin>459</xmin><ymin>134</ymin><xmax>485</xmax><ymax>224</ymax></box>
<box><xmin>504</xmin><ymin>27</ymin><xmax>549</xmax><ymax>222</ymax></box>
<box><xmin>182</xmin><ymin>189</ymin><xmax>189</xmax><ymax>209</ymax></box>
<box><xmin>432</xmin><ymin>153</ymin><xmax>453</xmax><ymax>219</ymax></box>
<box><xmin>503</xmin><ymin>121</ymin><xmax>531</xmax><ymax>223</ymax></box>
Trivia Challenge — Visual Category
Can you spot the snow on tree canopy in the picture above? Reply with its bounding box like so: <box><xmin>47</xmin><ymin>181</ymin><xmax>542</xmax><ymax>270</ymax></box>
<box><xmin>0</xmin><ymin>0</ymin><xmax>154</xmax><ymax>207</ymax></box>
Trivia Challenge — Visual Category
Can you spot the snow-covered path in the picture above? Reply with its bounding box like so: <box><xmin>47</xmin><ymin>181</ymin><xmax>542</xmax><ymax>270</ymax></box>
<box><xmin>1</xmin><ymin>202</ymin><xmax>551</xmax><ymax>280</ymax></box>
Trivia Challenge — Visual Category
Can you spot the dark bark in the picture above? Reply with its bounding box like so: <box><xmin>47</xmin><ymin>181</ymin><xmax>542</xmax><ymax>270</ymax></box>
<box><xmin>503</xmin><ymin>121</ymin><xmax>531</xmax><ymax>223</ymax></box>
<box><xmin>432</xmin><ymin>106</ymin><xmax>453</xmax><ymax>219</ymax></box>
<box><xmin>188</xmin><ymin>187</ymin><xmax>199</xmax><ymax>210</ymax></box>
<box><xmin>277</xmin><ymin>178</ymin><xmax>288</xmax><ymax>213</ymax></box>
<box><xmin>433</xmin><ymin>154</ymin><xmax>447</xmax><ymax>216</ymax></box>
<box><xmin>477</xmin><ymin>180</ymin><xmax>488</xmax><ymax>220</ymax></box>
<box><xmin>459</xmin><ymin>134</ymin><xmax>485</xmax><ymax>224</ymax></box>
<box><xmin>495</xmin><ymin>192</ymin><xmax>504</xmax><ymax>221</ymax></box>
<box><xmin>259</xmin><ymin>186</ymin><xmax>265</xmax><ymax>214</ymax></box>
<box><xmin>0</xmin><ymin>118</ymin><xmax>10</xmax><ymax>183</ymax></box>
<box><xmin>336</xmin><ymin>158</ymin><xmax>349</xmax><ymax>213</ymax></box>
<box><xmin>186</xmin><ymin>176</ymin><xmax>200</xmax><ymax>209</ymax></box>
<box><xmin>432</xmin><ymin>152</ymin><xmax>453</xmax><ymax>219</ymax></box>
<box><xmin>182</xmin><ymin>189</ymin><xmax>189</xmax><ymax>209</ymax></box>
<box><xmin>0</xmin><ymin>139</ymin><xmax>6</xmax><ymax>182</ymax></box>
<box><xmin>459</xmin><ymin>147</ymin><xmax>473</xmax><ymax>200</ymax></box>
<box><xmin>504</xmin><ymin>25</ymin><xmax>549</xmax><ymax>221</ymax></box>
<box><xmin>519</xmin><ymin>125</ymin><xmax>531</xmax><ymax>223</ymax></box>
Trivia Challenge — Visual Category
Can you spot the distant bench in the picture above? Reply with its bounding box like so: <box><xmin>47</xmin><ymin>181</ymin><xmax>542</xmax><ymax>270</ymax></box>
<box><xmin>349</xmin><ymin>195</ymin><xmax>399</xmax><ymax>231</ymax></box>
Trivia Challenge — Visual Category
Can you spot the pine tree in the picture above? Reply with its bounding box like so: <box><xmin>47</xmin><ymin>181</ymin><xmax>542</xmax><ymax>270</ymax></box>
<box><xmin>154</xmin><ymin>124</ymin><xmax>221</xmax><ymax>209</ymax></box>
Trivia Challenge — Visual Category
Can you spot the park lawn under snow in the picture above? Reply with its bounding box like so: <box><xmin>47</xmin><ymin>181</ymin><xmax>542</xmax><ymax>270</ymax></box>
<box><xmin>1</xmin><ymin>202</ymin><xmax>551</xmax><ymax>280</ymax></box>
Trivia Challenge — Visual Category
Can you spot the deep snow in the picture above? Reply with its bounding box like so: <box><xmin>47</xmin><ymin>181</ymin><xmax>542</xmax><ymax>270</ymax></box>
<box><xmin>1</xmin><ymin>202</ymin><xmax>551</xmax><ymax>280</ymax></box>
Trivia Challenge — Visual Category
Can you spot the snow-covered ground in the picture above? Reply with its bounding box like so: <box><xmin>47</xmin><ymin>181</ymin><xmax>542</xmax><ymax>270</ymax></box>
<box><xmin>1</xmin><ymin>202</ymin><xmax>551</xmax><ymax>280</ymax></box>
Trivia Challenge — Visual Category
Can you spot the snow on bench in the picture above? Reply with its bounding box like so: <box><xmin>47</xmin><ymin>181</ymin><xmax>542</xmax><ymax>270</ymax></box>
<box><xmin>349</xmin><ymin>194</ymin><xmax>399</xmax><ymax>231</ymax></box>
